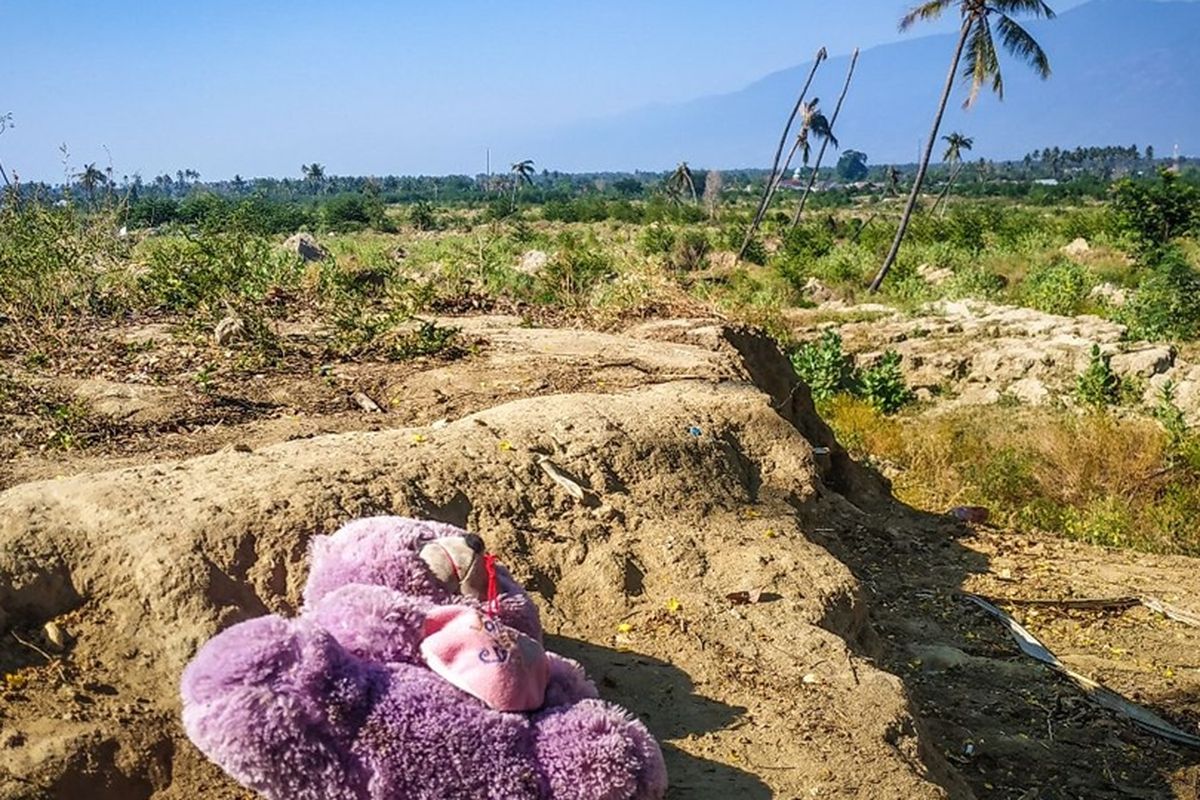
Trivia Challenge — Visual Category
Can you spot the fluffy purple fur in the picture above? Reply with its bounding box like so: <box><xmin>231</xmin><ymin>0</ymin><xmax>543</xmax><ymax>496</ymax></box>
<box><xmin>181</xmin><ymin>516</ymin><xmax>667</xmax><ymax>800</ymax></box>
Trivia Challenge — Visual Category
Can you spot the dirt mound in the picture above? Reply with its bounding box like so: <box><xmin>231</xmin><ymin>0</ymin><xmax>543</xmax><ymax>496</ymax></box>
<box><xmin>0</xmin><ymin>320</ymin><xmax>956</xmax><ymax>799</ymax></box>
<box><xmin>2</xmin><ymin>318</ymin><xmax>1198</xmax><ymax>799</ymax></box>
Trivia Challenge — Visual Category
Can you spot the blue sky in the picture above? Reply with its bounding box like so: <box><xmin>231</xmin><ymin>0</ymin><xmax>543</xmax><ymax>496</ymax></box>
<box><xmin>3</xmin><ymin>0</ymin><xmax>1092</xmax><ymax>182</ymax></box>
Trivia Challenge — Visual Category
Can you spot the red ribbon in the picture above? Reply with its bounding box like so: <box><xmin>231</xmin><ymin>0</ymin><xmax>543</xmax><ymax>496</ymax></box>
<box><xmin>483</xmin><ymin>553</ymin><xmax>500</xmax><ymax>617</ymax></box>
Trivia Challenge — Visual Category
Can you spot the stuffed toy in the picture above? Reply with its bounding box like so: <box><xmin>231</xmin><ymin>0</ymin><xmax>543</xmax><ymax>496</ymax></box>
<box><xmin>180</xmin><ymin>516</ymin><xmax>667</xmax><ymax>800</ymax></box>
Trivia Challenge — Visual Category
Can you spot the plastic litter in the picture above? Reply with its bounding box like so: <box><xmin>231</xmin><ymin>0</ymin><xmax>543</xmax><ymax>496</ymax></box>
<box><xmin>949</xmin><ymin>506</ymin><xmax>989</xmax><ymax>524</ymax></box>
<box><xmin>536</xmin><ymin>455</ymin><xmax>586</xmax><ymax>501</ymax></box>
<box><xmin>964</xmin><ymin>593</ymin><xmax>1200</xmax><ymax>749</ymax></box>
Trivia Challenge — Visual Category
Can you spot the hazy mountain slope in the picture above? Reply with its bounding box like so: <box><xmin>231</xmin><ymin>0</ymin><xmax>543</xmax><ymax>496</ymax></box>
<box><xmin>531</xmin><ymin>0</ymin><xmax>1199</xmax><ymax>169</ymax></box>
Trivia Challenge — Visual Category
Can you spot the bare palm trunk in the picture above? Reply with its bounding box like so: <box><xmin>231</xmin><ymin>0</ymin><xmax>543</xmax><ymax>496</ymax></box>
<box><xmin>869</xmin><ymin>19</ymin><xmax>972</xmax><ymax>293</ymax></box>
<box><xmin>932</xmin><ymin>162</ymin><xmax>964</xmax><ymax>217</ymax></box>
<box><xmin>791</xmin><ymin>48</ymin><xmax>859</xmax><ymax>230</ymax></box>
<box><xmin>738</xmin><ymin>48</ymin><xmax>826</xmax><ymax>261</ymax></box>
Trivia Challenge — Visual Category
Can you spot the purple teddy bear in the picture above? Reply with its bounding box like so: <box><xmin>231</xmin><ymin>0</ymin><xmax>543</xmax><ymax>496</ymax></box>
<box><xmin>180</xmin><ymin>516</ymin><xmax>668</xmax><ymax>800</ymax></box>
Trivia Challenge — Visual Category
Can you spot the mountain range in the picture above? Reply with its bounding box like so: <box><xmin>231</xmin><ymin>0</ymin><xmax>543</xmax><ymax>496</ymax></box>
<box><xmin>526</xmin><ymin>0</ymin><xmax>1200</xmax><ymax>170</ymax></box>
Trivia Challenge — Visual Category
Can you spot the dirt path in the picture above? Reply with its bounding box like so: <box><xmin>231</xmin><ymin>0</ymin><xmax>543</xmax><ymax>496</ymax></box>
<box><xmin>2</xmin><ymin>316</ymin><xmax>1198</xmax><ymax>799</ymax></box>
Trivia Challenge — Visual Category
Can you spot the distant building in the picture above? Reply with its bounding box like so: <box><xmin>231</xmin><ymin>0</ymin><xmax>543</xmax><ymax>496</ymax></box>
<box><xmin>1033</xmin><ymin>178</ymin><xmax>1060</xmax><ymax>186</ymax></box>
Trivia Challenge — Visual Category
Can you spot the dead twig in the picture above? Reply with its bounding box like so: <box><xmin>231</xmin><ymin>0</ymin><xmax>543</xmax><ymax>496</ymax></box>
<box><xmin>12</xmin><ymin>630</ymin><xmax>68</xmax><ymax>683</ymax></box>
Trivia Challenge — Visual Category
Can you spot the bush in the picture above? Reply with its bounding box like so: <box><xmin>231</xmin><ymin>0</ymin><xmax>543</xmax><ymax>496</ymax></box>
<box><xmin>636</xmin><ymin>224</ymin><xmax>676</xmax><ymax>256</ymax></box>
<box><xmin>409</xmin><ymin>201</ymin><xmax>439</xmax><ymax>231</ymax></box>
<box><xmin>859</xmin><ymin>350</ymin><xmax>914</xmax><ymax>414</ymax></box>
<box><xmin>1075</xmin><ymin>345</ymin><xmax>1119</xmax><ymax>408</ymax></box>
<box><xmin>1020</xmin><ymin>257</ymin><xmax>1090</xmax><ymax>316</ymax></box>
<box><xmin>536</xmin><ymin>235</ymin><xmax>615</xmax><ymax>305</ymax></box>
<box><xmin>139</xmin><ymin>229</ymin><xmax>298</xmax><ymax>311</ymax></box>
<box><xmin>0</xmin><ymin>197</ymin><xmax>131</xmax><ymax>320</ymax></box>
<box><xmin>1110</xmin><ymin>169</ymin><xmax>1199</xmax><ymax>253</ymax></box>
<box><xmin>668</xmin><ymin>229</ymin><xmax>710</xmax><ymax>271</ymax></box>
<box><xmin>322</xmin><ymin>194</ymin><xmax>373</xmax><ymax>231</ymax></box>
<box><xmin>790</xmin><ymin>329</ymin><xmax>854</xmax><ymax>402</ymax></box>
<box><xmin>1119</xmin><ymin>248</ymin><xmax>1200</xmax><ymax>341</ymax></box>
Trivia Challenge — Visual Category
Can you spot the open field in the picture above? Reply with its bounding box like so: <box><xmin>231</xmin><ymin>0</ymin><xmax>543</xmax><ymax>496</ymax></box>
<box><xmin>3</xmin><ymin>168</ymin><xmax>1200</xmax><ymax>798</ymax></box>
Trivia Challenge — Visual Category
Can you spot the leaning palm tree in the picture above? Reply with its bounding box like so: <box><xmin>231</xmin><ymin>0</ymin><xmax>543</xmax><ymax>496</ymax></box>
<box><xmin>75</xmin><ymin>163</ymin><xmax>108</xmax><ymax>202</ymax></box>
<box><xmin>791</xmin><ymin>48</ymin><xmax>860</xmax><ymax>229</ymax></box>
<box><xmin>869</xmin><ymin>0</ymin><xmax>1055</xmax><ymax>293</ymax></box>
<box><xmin>509</xmin><ymin>159</ymin><xmax>535</xmax><ymax>210</ymax></box>
<box><xmin>749</xmin><ymin>99</ymin><xmax>837</xmax><ymax>248</ymax></box>
<box><xmin>930</xmin><ymin>132</ymin><xmax>974</xmax><ymax>215</ymax></box>
<box><xmin>739</xmin><ymin>47</ymin><xmax>828</xmax><ymax>261</ymax></box>
<box><xmin>667</xmin><ymin>162</ymin><xmax>697</xmax><ymax>205</ymax></box>
<box><xmin>779</xmin><ymin>100</ymin><xmax>838</xmax><ymax>183</ymax></box>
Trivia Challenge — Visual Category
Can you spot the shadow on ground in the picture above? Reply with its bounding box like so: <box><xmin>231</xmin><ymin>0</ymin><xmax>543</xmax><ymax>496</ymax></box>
<box><xmin>548</xmin><ymin>635</ymin><xmax>771</xmax><ymax>800</ymax></box>
<box><xmin>805</xmin><ymin>494</ymin><xmax>1200</xmax><ymax>800</ymax></box>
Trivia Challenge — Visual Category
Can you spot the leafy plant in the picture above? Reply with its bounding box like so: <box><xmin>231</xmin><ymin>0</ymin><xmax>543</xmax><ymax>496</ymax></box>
<box><xmin>668</xmin><ymin>230</ymin><xmax>711</xmax><ymax>271</ymax></box>
<box><xmin>1118</xmin><ymin>248</ymin><xmax>1200</xmax><ymax>341</ymax></box>
<box><xmin>859</xmin><ymin>350</ymin><xmax>914</xmax><ymax>413</ymax></box>
<box><xmin>1076</xmin><ymin>345</ymin><xmax>1119</xmax><ymax>408</ymax></box>
<box><xmin>790</xmin><ymin>329</ymin><xmax>855</xmax><ymax>402</ymax></box>
<box><xmin>1020</xmin><ymin>257</ymin><xmax>1090</xmax><ymax>316</ymax></box>
<box><xmin>1110</xmin><ymin>169</ymin><xmax>1199</xmax><ymax>254</ymax></box>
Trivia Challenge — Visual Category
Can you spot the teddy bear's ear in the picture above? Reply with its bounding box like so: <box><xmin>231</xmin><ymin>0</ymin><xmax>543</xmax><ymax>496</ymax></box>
<box><xmin>419</xmin><ymin>537</ymin><xmax>489</xmax><ymax>600</ymax></box>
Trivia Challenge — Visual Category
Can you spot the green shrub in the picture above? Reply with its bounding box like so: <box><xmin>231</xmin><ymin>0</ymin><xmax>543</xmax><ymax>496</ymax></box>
<box><xmin>1076</xmin><ymin>345</ymin><xmax>1119</xmax><ymax>408</ymax></box>
<box><xmin>322</xmin><ymin>194</ymin><xmax>373</xmax><ymax>231</ymax></box>
<box><xmin>859</xmin><ymin>350</ymin><xmax>914</xmax><ymax>414</ymax></box>
<box><xmin>637</xmin><ymin>224</ymin><xmax>676</xmax><ymax>256</ymax></box>
<box><xmin>536</xmin><ymin>236</ymin><xmax>615</xmax><ymax>305</ymax></box>
<box><xmin>139</xmin><ymin>229</ymin><xmax>298</xmax><ymax>311</ymax></box>
<box><xmin>409</xmin><ymin>201</ymin><xmax>439</xmax><ymax>231</ymax></box>
<box><xmin>668</xmin><ymin>229</ymin><xmax>711</xmax><ymax>271</ymax></box>
<box><xmin>790</xmin><ymin>329</ymin><xmax>855</xmax><ymax>402</ymax></box>
<box><xmin>1020</xmin><ymin>257</ymin><xmax>1090</xmax><ymax>316</ymax></box>
<box><xmin>1119</xmin><ymin>248</ymin><xmax>1200</xmax><ymax>341</ymax></box>
<box><xmin>1110</xmin><ymin>169</ymin><xmax>1199</xmax><ymax>253</ymax></box>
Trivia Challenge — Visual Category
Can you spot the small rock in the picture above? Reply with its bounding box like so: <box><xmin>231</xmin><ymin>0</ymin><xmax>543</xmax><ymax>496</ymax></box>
<box><xmin>43</xmin><ymin>621</ymin><xmax>69</xmax><ymax>652</ymax></box>
<box><xmin>1088</xmin><ymin>282</ymin><xmax>1127</xmax><ymax>308</ymax></box>
<box><xmin>1062</xmin><ymin>237</ymin><xmax>1091</xmax><ymax>259</ymax></box>
<box><xmin>515</xmin><ymin>250</ymin><xmax>549</xmax><ymax>276</ymax></box>
<box><xmin>283</xmin><ymin>233</ymin><xmax>328</xmax><ymax>262</ymax></box>
<box><xmin>1110</xmin><ymin>346</ymin><xmax>1174</xmax><ymax>379</ymax></box>
<box><xmin>213</xmin><ymin>315</ymin><xmax>246</xmax><ymax>346</ymax></box>
<box><xmin>1007</xmin><ymin>377</ymin><xmax>1050</xmax><ymax>406</ymax></box>
<box><xmin>803</xmin><ymin>277</ymin><xmax>836</xmax><ymax>303</ymax></box>
<box><xmin>917</xmin><ymin>263</ymin><xmax>954</xmax><ymax>286</ymax></box>
<box><xmin>352</xmin><ymin>391</ymin><xmax>384</xmax><ymax>413</ymax></box>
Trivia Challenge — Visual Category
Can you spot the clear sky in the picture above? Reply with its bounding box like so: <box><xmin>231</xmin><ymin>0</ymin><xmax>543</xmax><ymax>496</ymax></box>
<box><xmin>3</xmin><ymin>0</ymin><xmax>1091</xmax><ymax>182</ymax></box>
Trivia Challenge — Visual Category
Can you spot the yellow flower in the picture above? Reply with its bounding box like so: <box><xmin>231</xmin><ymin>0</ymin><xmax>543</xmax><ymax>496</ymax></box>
<box><xmin>411</xmin><ymin>434</ymin><xmax>427</xmax><ymax>444</ymax></box>
<box><xmin>666</xmin><ymin>598</ymin><xmax>682</xmax><ymax>613</ymax></box>
<box><xmin>498</xmin><ymin>440</ymin><xmax>514</xmax><ymax>452</ymax></box>
<box><xmin>616</xmin><ymin>622</ymin><xmax>633</xmax><ymax>634</ymax></box>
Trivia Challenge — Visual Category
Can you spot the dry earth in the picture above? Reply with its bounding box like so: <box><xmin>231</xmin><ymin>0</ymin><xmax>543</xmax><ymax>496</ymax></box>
<box><xmin>1</xmin><ymin>316</ymin><xmax>1199</xmax><ymax>799</ymax></box>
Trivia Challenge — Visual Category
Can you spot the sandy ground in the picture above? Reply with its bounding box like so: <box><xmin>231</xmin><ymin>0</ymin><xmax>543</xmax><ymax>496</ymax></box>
<box><xmin>1</xmin><ymin>315</ymin><xmax>1198</xmax><ymax>799</ymax></box>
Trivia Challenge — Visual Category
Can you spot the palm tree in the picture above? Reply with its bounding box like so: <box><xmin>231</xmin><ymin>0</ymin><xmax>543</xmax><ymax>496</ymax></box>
<box><xmin>76</xmin><ymin>163</ymin><xmax>108</xmax><ymax>202</ymax></box>
<box><xmin>885</xmin><ymin>165</ymin><xmax>902</xmax><ymax>197</ymax></box>
<box><xmin>930</xmin><ymin>132</ymin><xmax>974</xmax><ymax>215</ymax></box>
<box><xmin>739</xmin><ymin>47</ymin><xmax>828</xmax><ymax>261</ymax></box>
<box><xmin>791</xmin><ymin>48</ymin><xmax>860</xmax><ymax>229</ymax></box>
<box><xmin>301</xmin><ymin>163</ymin><xmax>326</xmax><ymax>194</ymax></box>
<box><xmin>869</xmin><ymin>0</ymin><xmax>1056</xmax><ymax>293</ymax></box>
<box><xmin>509</xmin><ymin>159</ymin><xmax>535</xmax><ymax>210</ymax></box>
<box><xmin>0</xmin><ymin>112</ymin><xmax>13</xmax><ymax>190</ymax></box>
<box><xmin>745</xmin><ymin>98</ymin><xmax>837</xmax><ymax>252</ymax></box>
<box><xmin>667</xmin><ymin>162</ymin><xmax>697</xmax><ymax>205</ymax></box>
<box><xmin>781</xmin><ymin>100</ymin><xmax>838</xmax><ymax>180</ymax></box>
